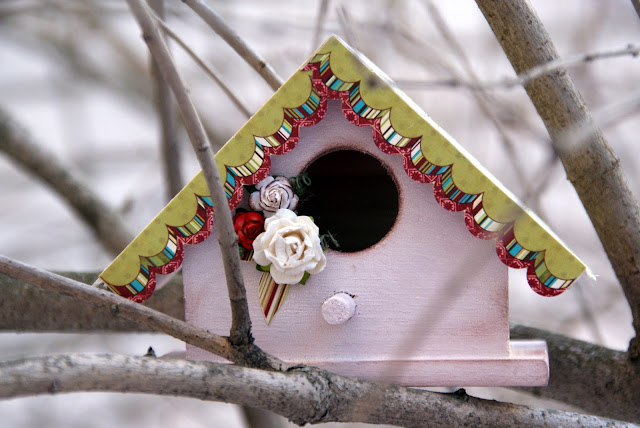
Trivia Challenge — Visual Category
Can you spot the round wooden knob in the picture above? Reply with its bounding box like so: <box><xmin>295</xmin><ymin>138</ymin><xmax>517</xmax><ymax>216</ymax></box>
<box><xmin>321</xmin><ymin>292</ymin><xmax>356</xmax><ymax>325</ymax></box>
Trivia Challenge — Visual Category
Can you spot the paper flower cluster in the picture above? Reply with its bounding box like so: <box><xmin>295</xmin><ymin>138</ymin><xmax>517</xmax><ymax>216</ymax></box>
<box><xmin>233</xmin><ymin>175</ymin><xmax>326</xmax><ymax>285</ymax></box>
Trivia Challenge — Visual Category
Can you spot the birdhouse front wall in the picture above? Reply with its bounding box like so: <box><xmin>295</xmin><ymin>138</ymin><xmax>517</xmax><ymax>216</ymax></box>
<box><xmin>184</xmin><ymin>100</ymin><xmax>510</xmax><ymax>368</ymax></box>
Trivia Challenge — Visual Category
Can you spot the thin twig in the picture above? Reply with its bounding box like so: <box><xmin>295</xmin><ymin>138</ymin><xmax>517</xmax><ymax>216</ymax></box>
<box><xmin>182</xmin><ymin>0</ymin><xmax>283</xmax><ymax>91</ymax></box>
<box><xmin>149</xmin><ymin>0</ymin><xmax>184</xmax><ymax>201</ymax></box>
<box><xmin>423</xmin><ymin>0</ymin><xmax>530</xmax><ymax>192</ymax></box>
<box><xmin>311</xmin><ymin>0</ymin><xmax>330</xmax><ymax>52</ymax></box>
<box><xmin>151</xmin><ymin>11</ymin><xmax>252</xmax><ymax>118</ymax></box>
<box><xmin>396</xmin><ymin>44</ymin><xmax>640</xmax><ymax>91</ymax></box>
<box><xmin>0</xmin><ymin>353</ymin><xmax>631</xmax><ymax>427</ymax></box>
<box><xmin>125</xmin><ymin>0</ymin><xmax>253</xmax><ymax>347</ymax></box>
<box><xmin>0</xmin><ymin>106</ymin><xmax>134</xmax><ymax>255</ymax></box>
<box><xmin>0</xmin><ymin>255</ymin><xmax>280</xmax><ymax>368</ymax></box>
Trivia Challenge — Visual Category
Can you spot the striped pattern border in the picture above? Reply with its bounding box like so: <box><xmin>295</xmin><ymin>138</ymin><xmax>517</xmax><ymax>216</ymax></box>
<box><xmin>103</xmin><ymin>49</ymin><xmax>577</xmax><ymax>302</ymax></box>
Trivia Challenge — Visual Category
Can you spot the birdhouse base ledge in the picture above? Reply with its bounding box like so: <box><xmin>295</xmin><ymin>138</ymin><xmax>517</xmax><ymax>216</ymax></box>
<box><xmin>313</xmin><ymin>339</ymin><xmax>549</xmax><ymax>387</ymax></box>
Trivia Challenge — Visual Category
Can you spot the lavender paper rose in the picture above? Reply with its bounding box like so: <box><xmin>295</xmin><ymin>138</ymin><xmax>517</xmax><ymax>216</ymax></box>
<box><xmin>249</xmin><ymin>176</ymin><xmax>299</xmax><ymax>217</ymax></box>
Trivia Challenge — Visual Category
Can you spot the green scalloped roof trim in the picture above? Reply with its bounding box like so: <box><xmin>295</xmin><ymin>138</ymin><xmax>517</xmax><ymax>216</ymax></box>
<box><xmin>100</xmin><ymin>35</ymin><xmax>587</xmax><ymax>294</ymax></box>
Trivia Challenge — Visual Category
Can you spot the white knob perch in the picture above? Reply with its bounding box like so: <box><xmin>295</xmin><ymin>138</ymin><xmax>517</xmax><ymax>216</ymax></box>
<box><xmin>321</xmin><ymin>292</ymin><xmax>356</xmax><ymax>325</ymax></box>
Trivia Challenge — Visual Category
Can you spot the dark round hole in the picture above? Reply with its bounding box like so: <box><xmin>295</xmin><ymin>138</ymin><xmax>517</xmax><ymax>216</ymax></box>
<box><xmin>298</xmin><ymin>150</ymin><xmax>399</xmax><ymax>252</ymax></box>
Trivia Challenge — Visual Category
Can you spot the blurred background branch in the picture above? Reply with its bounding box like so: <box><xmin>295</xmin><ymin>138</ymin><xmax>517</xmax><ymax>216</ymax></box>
<box><xmin>0</xmin><ymin>107</ymin><xmax>133</xmax><ymax>255</ymax></box>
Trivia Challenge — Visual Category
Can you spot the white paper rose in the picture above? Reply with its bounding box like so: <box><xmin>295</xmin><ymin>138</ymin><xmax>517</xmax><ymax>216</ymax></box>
<box><xmin>253</xmin><ymin>209</ymin><xmax>327</xmax><ymax>284</ymax></box>
<box><xmin>249</xmin><ymin>176</ymin><xmax>299</xmax><ymax>217</ymax></box>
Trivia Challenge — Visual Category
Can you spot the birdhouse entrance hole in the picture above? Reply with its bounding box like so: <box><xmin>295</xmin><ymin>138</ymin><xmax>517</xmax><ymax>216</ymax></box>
<box><xmin>299</xmin><ymin>150</ymin><xmax>399</xmax><ymax>252</ymax></box>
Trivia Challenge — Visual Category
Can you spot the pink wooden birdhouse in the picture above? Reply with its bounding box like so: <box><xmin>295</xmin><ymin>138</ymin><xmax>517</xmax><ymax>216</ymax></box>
<box><xmin>98</xmin><ymin>36</ymin><xmax>588</xmax><ymax>387</ymax></box>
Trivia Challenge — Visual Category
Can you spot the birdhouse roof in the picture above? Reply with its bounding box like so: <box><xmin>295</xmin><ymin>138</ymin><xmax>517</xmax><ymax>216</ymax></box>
<box><xmin>98</xmin><ymin>36</ymin><xmax>588</xmax><ymax>302</ymax></box>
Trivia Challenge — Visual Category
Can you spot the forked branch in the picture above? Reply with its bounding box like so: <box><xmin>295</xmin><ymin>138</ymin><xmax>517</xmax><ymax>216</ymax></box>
<box><xmin>0</xmin><ymin>255</ymin><xmax>280</xmax><ymax>369</ymax></box>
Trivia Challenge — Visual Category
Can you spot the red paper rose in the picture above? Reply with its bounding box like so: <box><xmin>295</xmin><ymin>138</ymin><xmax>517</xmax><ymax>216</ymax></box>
<box><xmin>233</xmin><ymin>211</ymin><xmax>265</xmax><ymax>250</ymax></box>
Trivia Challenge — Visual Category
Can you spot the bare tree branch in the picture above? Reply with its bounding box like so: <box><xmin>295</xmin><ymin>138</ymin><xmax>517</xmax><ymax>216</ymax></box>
<box><xmin>0</xmin><ymin>106</ymin><xmax>134</xmax><ymax>255</ymax></box>
<box><xmin>182</xmin><ymin>0</ymin><xmax>283</xmax><ymax>91</ymax></box>
<box><xmin>396</xmin><ymin>44</ymin><xmax>640</xmax><ymax>91</ymax></box>
<box><xmin>0</xmin><ymin>255</ymin><xmax>281</xmax><ymax>369</ymax></box>
<box><xmin>0</xmin><ymin>353</ymin><xmax>632</xmax><ymax>428</ymax></box>
<box><xmin>0</xmin><ymin>271</ymin><xmax>183</xmax><ymax>332</ymax></box>
<box><xmin>511</xmin><ymin>325</ymin><xmax>640</xmax><ymax>422</ymax></box>
<box><xmin>152</xmin><ymin>11</ymin><xmax>252</xmax><ymax>118</ymax></box>
<box><xmin>476</xmin><ymin>0</ymin><xmax>640</xmax><ymax>359</ymax></box>
<box><xmin>125</xmin><ymin>0</ymin><xmax>253</xmax><ymax>347</ymax></box>
<box><xmin>149</xmin><ymin>0</ymin><xmax>184</xmax><ymax>201</ymax></box>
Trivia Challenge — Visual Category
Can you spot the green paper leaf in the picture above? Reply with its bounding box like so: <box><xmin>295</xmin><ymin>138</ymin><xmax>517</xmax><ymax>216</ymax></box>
<box><xmin>298</xmin><ymin>271</ymin><xmax>311</xmax><ymax>285</ymax></box>
<box><xmin>256</xmin><ymin>264</ymin><xmax>271</xmax><ymax>272</ymax></box>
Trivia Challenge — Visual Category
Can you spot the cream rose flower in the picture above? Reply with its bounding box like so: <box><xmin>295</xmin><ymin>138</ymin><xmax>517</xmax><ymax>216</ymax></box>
<box><xmin>249</xmin><ymin>176</ymin><xmax>299</xmax><ymax>217</ymax></box>
<box><xmin>253</xmin><ymin>209</ymin><xmax>327</xmax><ymax>284</ymax></box>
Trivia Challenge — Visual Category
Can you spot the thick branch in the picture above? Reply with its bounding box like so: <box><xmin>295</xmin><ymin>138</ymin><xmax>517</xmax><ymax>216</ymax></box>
<box><xmin>476</xmin><ymin>0</ymin><xmax>640</xmax><ymax>358</ymax></box>
<box><xmin>0</xmin><ymin>106</ymin><xmax>133</xmax><ymax>255</ymax></box>
<box><xmin>125</xmin><ymin>0</ymin><xmax>252</xmax><ymax>346</ymax></box>
<box><xmin>512</xmin><ymin>325</ymin><xmax>640</xmax><ymax>422</ymax></box>
<box><xmin>0</xmin><ymin>256</ymin><xmax>279</xmax><ymax>369</ymax></box>
<box><xmin>182</xmin><ymin>0</ymin><xmax>283</xmax><ymax>91</ymax></box>
<box><xmin>0</xmin><ymin>271</ymin><xmax>183</xmax><ymax>331</ymax></box>
<box><xmin>0</xmin><ymin>354</ymin><xmax>631</xmax><ymax>428</ymax></box>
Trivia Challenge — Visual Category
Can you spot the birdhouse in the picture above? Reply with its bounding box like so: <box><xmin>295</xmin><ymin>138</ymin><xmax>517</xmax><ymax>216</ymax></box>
<box><xmin>98</xmin><ymin>36</ymin><xmax>588</xmax><ymax>387</ymax></box>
